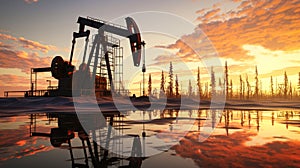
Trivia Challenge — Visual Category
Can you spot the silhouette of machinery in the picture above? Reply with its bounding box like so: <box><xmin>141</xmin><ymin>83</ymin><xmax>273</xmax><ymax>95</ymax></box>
<box><xmin>33</xmin><ymin>16</ymin><xmax>143</xmax><ymax>97</ymax></box>
<box><xmin>30</xmin><ymin>113</ymin><xmax>143</xmax><ymax>168</ymax></box>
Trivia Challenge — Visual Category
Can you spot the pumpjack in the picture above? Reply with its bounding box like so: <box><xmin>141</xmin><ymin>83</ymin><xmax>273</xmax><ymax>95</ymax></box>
<box><xmin>32</xmin><ymin>16</ymin><xmax>144</xmax><ymax>97</ymax></box>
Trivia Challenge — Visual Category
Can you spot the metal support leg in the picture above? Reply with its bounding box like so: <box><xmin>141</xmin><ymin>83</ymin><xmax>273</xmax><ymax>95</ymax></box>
<box><xmin>69</xmin><ymin>38</ymin><xmax>76</xmax><ymax>65</ymax></box>
<box><xmin>82</xmin><ymin>37</ymin><xmax>89</xmax><ymax>64</ymax></box>
<box><xmin>81</xmin><ymin>140</ymin><xmax>89</xmax><ymax>167</ymax></box>
<box><xmin>92</xmin><ymin>130</ymin><xmax>99</xmax><ymax>161</ymax></box>
<box><xmin>68</xmin><ymin>139</ymin><xmax>75</xmax><ymax>167</ymax></box>
<box><xmin>104</xmin><ymin>116</ymin><xmax>113</xmax><ymax>160</ymax></box>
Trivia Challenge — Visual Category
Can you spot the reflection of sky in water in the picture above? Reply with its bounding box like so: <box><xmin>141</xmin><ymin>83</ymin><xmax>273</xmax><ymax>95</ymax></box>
<box><xmin>0</xmin><ymin>110</ymin><xmax>300</xmax><ymax>167</ymax></box>
<box><xmin>188</xmin><ymin>110</ymin><xmax>300</xmax><ymax>146</ymax></box>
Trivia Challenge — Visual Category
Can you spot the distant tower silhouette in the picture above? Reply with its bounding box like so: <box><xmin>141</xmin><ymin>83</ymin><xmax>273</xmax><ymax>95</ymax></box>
<box><xmin>211</xmin><ymin>67</ymin><xmax>216</xmax><ymax>97</ymax></box>
<box><xmin>254</xmin><ymin>66</ymin><xmax>259</xmax><ymax>98</ymax></box>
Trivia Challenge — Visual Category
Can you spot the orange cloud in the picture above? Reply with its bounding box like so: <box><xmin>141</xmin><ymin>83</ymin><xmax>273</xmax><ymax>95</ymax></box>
<box><xmin>154</xmin><ymin>30</ymin><xmax>219</xmax><ymax>66</ymax></box>
<box><xmin>0</xmin><ymin>33</ymin><xmax>59</xmax><ymax>95</ymax></box>
<box><xmin>150</xmin><ymin>54</ymin><xmax>180</xmax><ymax>66</ymax></box>
<box><xmin>153</xmin><ymin>0</ymin><xmax>300</xmax><ymax>84</ymax></box>
<box><xmin>0</xmin><ymin>33</ymin><xmax>17</xmax><ymax>41</ymax></box>
<box><xmin>232</xmin><ymin>0</ymin><xmax>242</xmax><ymax>2</ymax></box>
<box><xmin>196</xmin><ymin>8</ymin><xmax>208</xmax><ymax>15</ymax></box>
<box><xmin>202</xmin><ymin>8</ymin><xmax>221</xmax><ymax>20</ymax></box>
<box><xmin>19</xmin><ymin>37</ymin><xmax>56</xmax><ymax>53</ymax></box>
<box><xmin>143</xmin><ymin>0</ymin><xmax>300</xmax><ymax>95</ymax></box>
<box><xmin>24</xmin><ymin>0</ymin><xmax>39</xmax><ymax>4</ymax></box>
<box><xmin>237</xmin><ymin>1</ymin><xmax>252</xmax><ymax>9</ymax></box>
<box><xmin>0</xmin><ymin>49</ymin><xmax>52</xmax><ymax>73</ymax></box>
<box><xmin>0</xmin><ymin>42</ymin><xmax>13</xmax><ymax>49</ymax></box>
<box><xmin>0</xmin><ymin>33</ymin><xmax>56</xmax><ymax>53</ymax></box>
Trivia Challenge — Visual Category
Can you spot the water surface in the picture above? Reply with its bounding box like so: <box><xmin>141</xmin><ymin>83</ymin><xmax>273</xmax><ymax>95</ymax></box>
<box><xmin>0</xmin><ymin>110</ymin><xmax>300</xmax><ymax>167</ymax></box>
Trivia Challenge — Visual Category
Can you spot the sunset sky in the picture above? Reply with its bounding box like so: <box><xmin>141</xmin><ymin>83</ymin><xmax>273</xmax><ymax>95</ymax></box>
<box><xmin>1</xmin><ymin>0</ymin><xmax>300</xmax><ymax>96</ymax></box>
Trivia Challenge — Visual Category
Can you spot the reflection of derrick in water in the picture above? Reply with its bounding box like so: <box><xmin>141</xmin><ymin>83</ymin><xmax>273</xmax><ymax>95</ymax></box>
<box><xmin>240</xmin><ymin>111</ymin><xmax>245</xmax><ymax>126</ymax></box>
<box><xmin>274</xmin><ymin>111</ymin><xmax>299</xmax><ymax>129</ymax></box>
<box><xmin>211</xmin><ymin>110</ymin><xmax>217</xmax><ymax>129</ymax></box>
<box><xmin>29</xmin><ymin>113</ymin><xmax>143</xmax><ymax>168</ymax></box>
<box><xmin>197</xmin><ymin>110</ymin><xmax>203</xmax><ymax>132</ymax></box>
<box><xmin>219</xmin><ymin>110</ymin><xmax>263</xmax><ymax>135</ymax></box>
<box><xmin>285</xmin><ymin>111</ymin><xmax>289</xmax><ymax>129</ymax></box>
<box><xmin>272</xmin><ymin>112</ymin><xmax>275</xmax><ymax>126</ymax></box>
<box><xmin>225</xmin><ymin>110</ymin><xmax>230</xmax><ymax>136</ymax></box>
<box><xmin>248</xmin><ymin>111</ymin><xmax>251</xmax><ymax>129</ymax></box>
<box><xmin>218</xmin><ymin>110</ymin><xmax>230</xmax><ymax>136</ymax></box>
<box><xmin>256</xmin><ymin>111</ymin><xmax>260</xmax><ymax>132</ymax></box>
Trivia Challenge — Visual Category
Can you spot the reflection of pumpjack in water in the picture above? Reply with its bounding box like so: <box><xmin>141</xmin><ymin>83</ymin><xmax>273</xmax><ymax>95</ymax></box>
<box><xmin>30</xmin><ymin>113</ymin><xmax>143</xmax><ymax>168</ymax></box>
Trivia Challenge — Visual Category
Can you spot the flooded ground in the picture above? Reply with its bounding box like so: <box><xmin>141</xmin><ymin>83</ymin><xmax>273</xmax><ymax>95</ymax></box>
<box><xmin>0</xmin><ymin>109</ymin><xmax>300</xmax><ymax>167</ymax></box>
